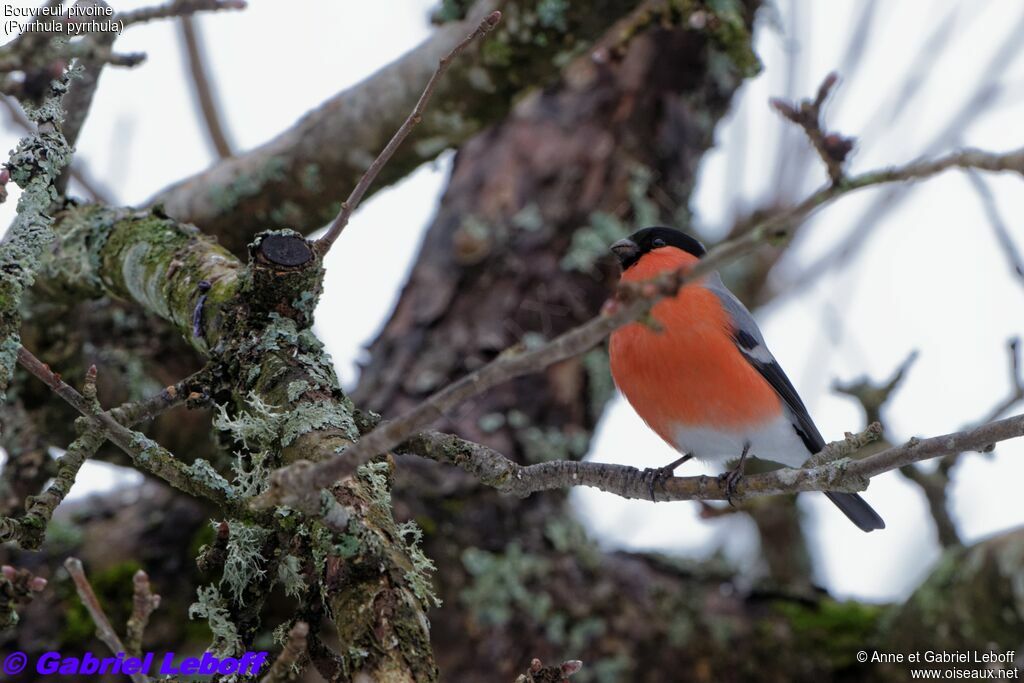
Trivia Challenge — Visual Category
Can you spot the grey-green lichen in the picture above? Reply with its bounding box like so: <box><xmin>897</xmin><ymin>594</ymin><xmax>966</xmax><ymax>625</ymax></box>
<box><xmin>397</xmin><ymin>520</ymin><xmax>442</xmax><ymax>608</ymax></box>
<box><xmin>281</xmin><ymin>401</ymin><xmax>356</xmax><ymax>447</ymax></box>
<box><xmin>189</xmin><ymin>584</ymin><xmax>244</xmax><ymax>657</ymax></box>
<box><xmin>220</xmin><ymin>520</ymin><xmax>271</xmax><ymax>605</ymax></box>
<box><xmin>561</xmin><ymin>211</ymin><xmax>630</xmax><ymax>273</ymax></box>
<box><xmin>509</xmin><ymin>411</ymin><xmax>589</xmax><ymax>463</ymax></box>
<box><xmin>0</xmin><ymin>71</ymin><xmax>74</xmax><ymax>396</ymax></box>
<box><xmin>276</xmin><ymin>554</ymin><xmax>306</xmax><ymax>599</ymax></box>
<box><xmin>286</xmin><ymin>380</ymin><xmax>310</xmax><ymax>402</ymax></box>
<box><xmin>460</xmin><ymin>542</ymin><xmax>552</xmax><ymax>626</ymax></box>
<box><xmin>562</xmin><ymin>165</ymin><xmax>662</xmax><ymax>272</ymax></box>
<box><xmin>214</xmin><ymin>393</ymin><xmax>282</xmax><ymax>451</ymax></box>
<box><xmin>187</xmin><ymin>459</ymin><xmax>236</xmax><ymax>499</ymax></box>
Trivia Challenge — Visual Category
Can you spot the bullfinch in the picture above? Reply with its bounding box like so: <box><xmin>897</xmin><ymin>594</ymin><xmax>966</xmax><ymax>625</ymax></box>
<box><xmin>607</xmin><ymin>227</ymin><xmax>884</xmax><ymax>532</ymax></box>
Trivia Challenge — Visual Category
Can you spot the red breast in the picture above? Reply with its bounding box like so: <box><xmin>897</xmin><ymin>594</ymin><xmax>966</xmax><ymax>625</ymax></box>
<box><xmin>608</xmin><ymin>247</ymin><xmax>782</xmax><ymax>447</ymax></box>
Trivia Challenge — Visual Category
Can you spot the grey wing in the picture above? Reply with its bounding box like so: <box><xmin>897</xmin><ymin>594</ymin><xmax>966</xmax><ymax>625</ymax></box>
<box><xmin>705</xmin><ymin>275</ymin><xmax>886</xmax><ymax>532</ymax></box>
<box><xmin>704</xmin><ymin>274</ymin><xmax>826</xmax><ymax>454</ymax></box>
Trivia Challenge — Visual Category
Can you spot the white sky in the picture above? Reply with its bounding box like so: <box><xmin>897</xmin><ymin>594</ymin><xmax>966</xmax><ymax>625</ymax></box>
<box><xmin>1</xmin><ymin>0</ymin><xmax>1022</xmax><ymax>603</ymax></box>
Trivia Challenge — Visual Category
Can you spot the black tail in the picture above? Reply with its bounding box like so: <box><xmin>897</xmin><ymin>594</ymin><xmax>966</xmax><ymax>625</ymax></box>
<box><xmin>825</xmin><ymin>492</ymin><xmax>885</xmax><ymax>532</ymax></box>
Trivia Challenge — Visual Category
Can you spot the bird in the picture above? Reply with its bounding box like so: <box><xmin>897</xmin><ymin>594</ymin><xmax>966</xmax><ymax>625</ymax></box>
<box><xmin>606</xmin><ymin>226</ymin><xmax>884</xmax><ymax>532</ymax></box>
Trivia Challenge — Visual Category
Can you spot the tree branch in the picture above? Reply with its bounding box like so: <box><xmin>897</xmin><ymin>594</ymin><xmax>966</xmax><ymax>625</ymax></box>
<box><xmin>64</xmin><ymin>557</ymin><xmax>150</xmax><ymax>683</ymax></box>
<box><xmin>125</xmin><ymin>570</ymin><xmax>161</xmax><ymax>658</ymax></box>
<box><xmin>179</xmin><ymin>15</ymin><xmax>234</xmax><ymax>159</ymax></box>
<box><xmin>150</xmin><ymin>0</ymin><xmax>671</xmax><ymax>253</ymax></box>
<box><xmin>256</xmin><ymin>142</ymin><xmax>1024</xmax><ymax>512</ymax></box>
<box><xmin>392</xmin><ymin>415</ymin><xmax>1023</xmax><ymax>504</ymax></box>
<box><xmin>259</xmin><ymin>621</ymin><xmax>308</xmax><ymax>683</ymax></box>
<box><xmin>315</xmin><ymin>10</ymin><xmax>502</xmax><ymax>254</ymax></box>
<box><xmin>117</xmin><ymin>0</ymin><xmax>246</xmax><ymax>27</ymax></box>
<box><xmin>15</xmin><ymin>346</ymin><xmax>245</xmax><ymax>516</ymax></box>
<box><xmin>770</xmin><ymin>72</ymin><xmax>854</xmax><ymax>185</ymax></box>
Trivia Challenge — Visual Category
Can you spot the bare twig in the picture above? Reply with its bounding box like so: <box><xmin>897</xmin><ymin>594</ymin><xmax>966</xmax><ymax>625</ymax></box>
<box><xmin>966</xmin><ymin>172</ymin><xmax>1024</xmax><ymax>288</ymax></box>
<box><xmin>179</xmin><ymin>15</ymin><xmax>233</xmax><ymax>158</ymax></box>
<box><xmin>834</xmin><ymin>349</ymin><xmax>919</xmax><ymax>426</ymax></box>
<box><xmin>780</xmin><ymin>10</ymin><xmax>1024</xmax><ymax>296</ymax></box>
<box><xmin>64</xmin><ymin>557</ymin><xmax>150</xmax><ymax>683</ymax></box>
<box><xmin>980</xmin><ymin>338</ymin><xmax>1024</xmax><ymax>424</ymax></box>
<box><xmin>260</xmin><ymin>621</ymin><xmax>309</xmax><ymax>683</ymax></box>
<box><xmin>125</xmin><ymin>570</ymin><xmax>161</xmax><ymax>657</ymax></box>
<box><xmin>315</xmin><ymin>10</ymin><xmax>502</xmax><ymax>253</ymax></box>
<box><xmin>16</xmin><ymin>346</ymin><xmax>245</xmax><ymax>515</ymax></box>
<box><xmin>54</xmin><ymin>0</ymin><xmax>115</xmax><ymax>198</ymax></box>
<box><xmin>258</xmin><ymin>142</ymin><xmax>1024</xmax><ymax>512</ymax></box>
<box><xmin>770</xmin><ymin>72</ymin><xmax>854</xmax><ymax>185</ymax></box>
<box><xmin>117</xmin><ymin>0</ymin><xmax>246</xmax><ymax>27</ymax></box>
<box><xmin>0</xmin><ymin>364</ymin><xmax>204</xmax><ymax>548</ymax></box>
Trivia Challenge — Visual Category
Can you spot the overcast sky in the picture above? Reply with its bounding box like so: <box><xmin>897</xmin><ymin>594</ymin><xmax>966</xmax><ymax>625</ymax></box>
<box><xmin>2</xmin><ymin>0</ymin><xmax>1022</xmax><ymax>603</ymax></box>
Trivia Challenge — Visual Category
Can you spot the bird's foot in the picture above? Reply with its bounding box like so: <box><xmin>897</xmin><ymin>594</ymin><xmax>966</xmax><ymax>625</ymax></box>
<box><xmin>718</xmin><ymin>444</ymin><xmax>751</xmax><ymax>506</ymax></box>
<box><xmin>642</xmin><ymin>453</ymin><xmax>693</xmax><ymax>501</ymax></box>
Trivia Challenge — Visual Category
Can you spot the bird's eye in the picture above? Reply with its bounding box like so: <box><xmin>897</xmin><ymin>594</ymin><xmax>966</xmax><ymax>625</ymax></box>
<box><xmin>652</xmin><ymin>238</ymin><xmax>666</xmax><ymax>248</ymax></box>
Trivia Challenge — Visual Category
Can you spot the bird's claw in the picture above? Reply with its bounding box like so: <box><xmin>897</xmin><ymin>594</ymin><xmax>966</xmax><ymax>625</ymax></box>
<box><xmin>719</xmin><ymin>444</ymin><xmax>750</xmax><ymax>506</ymax></box>
<box><xmin>642</xmin><ymin>466</ymin><xmax>673</xmax><ymax>502</ymax></box>
<box><xmin>718</xmin><ymin>467</ymin><xmax>744</xmax><ymax>506</ymax></box>
<box><xmin>640</xmin><ymin>453</ymin><xmax>693</xmax><ymax>501</ymax></box>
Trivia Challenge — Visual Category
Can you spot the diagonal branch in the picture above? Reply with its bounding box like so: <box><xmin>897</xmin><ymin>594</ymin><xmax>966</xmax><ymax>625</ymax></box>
<box><xmin>16</xmin><ymin>346</ymin><xmax>247</xmax><ymax>516</ymax></box>
<box><xmin>179</xmin><ymin>15</ymin><xmax>234</xmax><ymax>159</ymax></box>
<box><xmin>64</xmin><ymin>557</ymin><xmax>150</xmax><ymax>683</ymax></box>
<box><xmin>315</xmin><ymin>10</ymin><xmax>502</xmax><ymax>254</ymax></box>
<box><xmin>150</xmin><ymin>0</ymin><xmax>676</xmax><ymax>253</ymax></box>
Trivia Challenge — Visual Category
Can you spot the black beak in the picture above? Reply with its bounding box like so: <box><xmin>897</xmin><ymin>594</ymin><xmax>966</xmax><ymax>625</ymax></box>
<box><xmin>610</xmin><ymin>238</ymin><xmax>640</xmax><ymax>268</ymax></box>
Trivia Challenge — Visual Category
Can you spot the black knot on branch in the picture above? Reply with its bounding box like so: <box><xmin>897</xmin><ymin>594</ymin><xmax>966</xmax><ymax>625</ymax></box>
<box><xmin>252</xmin><ymin>231</ymin><xmax>314</xmax><ymax>267</ymax></box>
<box><xmin>240</xmin><ymin>229</ymin><xmax>324</xmax><ymax>328</ymax></box>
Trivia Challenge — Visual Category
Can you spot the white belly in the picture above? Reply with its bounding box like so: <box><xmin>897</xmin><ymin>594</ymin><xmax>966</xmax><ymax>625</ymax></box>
<box><xmin>672</xmin><ymin>413</ymin><xmax>811</xmax><ymax>469</ymax></box>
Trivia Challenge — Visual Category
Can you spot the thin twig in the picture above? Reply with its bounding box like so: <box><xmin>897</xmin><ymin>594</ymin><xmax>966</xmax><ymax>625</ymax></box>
<box><xmin>260</xmin><ymin>621</ymin><xmax>309</xmax><ymax>683</ymax></box>
<box><xmin>257</xmin><ymin>142</ymin><xmax>1024</xmax><ymax>511</ymax></box>
<box><xmin>179</xmin><ymin>16</ymin><xmax>233</xmax><ymax>158</ymax></box>
<box><xmin>315</xmin><ymin>10</ymin><xmax>502</xmax><ymax>253</ymax></box>
<box><xmin>117</xmin><ymin>0</ymin><xmax>246</xmax><ymax>27</ymax></box>
<box><xmin>64</xmin><ymin>558</ymin><xmax>150</xmax><ymax>683</ymax></box>
<box><xmin>0</xmin><ymin>365</ymin><xmax>203</xmax><ymax>547</ymax></box>
<box><xmin>966</xmin><ymin>172</ymin><xmax>1024</xmax><ymax>288</ymax></box>
<box><xmin>125</xmin><ymin>570</ymin><xmax>161</xmax><ymax>657</ymax></box>
<box><xmin>780</xmin><ymin>10</ymin><xmax>1024</xmax><ymax>297</ymax></box>
<box><xmin>17</xmin><ymin>346</ymin><xmax>245</xmax><ymax>515</ymax></box>
<box><xmin>834</xmin><ymin>349</ymin><xmax>919</xmax><ymax>426</ymax></box>
<box><xmin>770</xmin><ymin>72</ymin><xmax>854</xmax><ymax>185</ymax></box>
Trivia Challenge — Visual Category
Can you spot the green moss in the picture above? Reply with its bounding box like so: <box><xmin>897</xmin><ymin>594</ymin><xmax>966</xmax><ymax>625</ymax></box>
<box><xmin>773</xmin><ymin>598</ymin><xmax>883</xmax><ymax>667</ymax></box>
<box><xmin>704</xmin><ymin>0</ymin><xmax>762</xmax><ymax>82</ymax></box>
